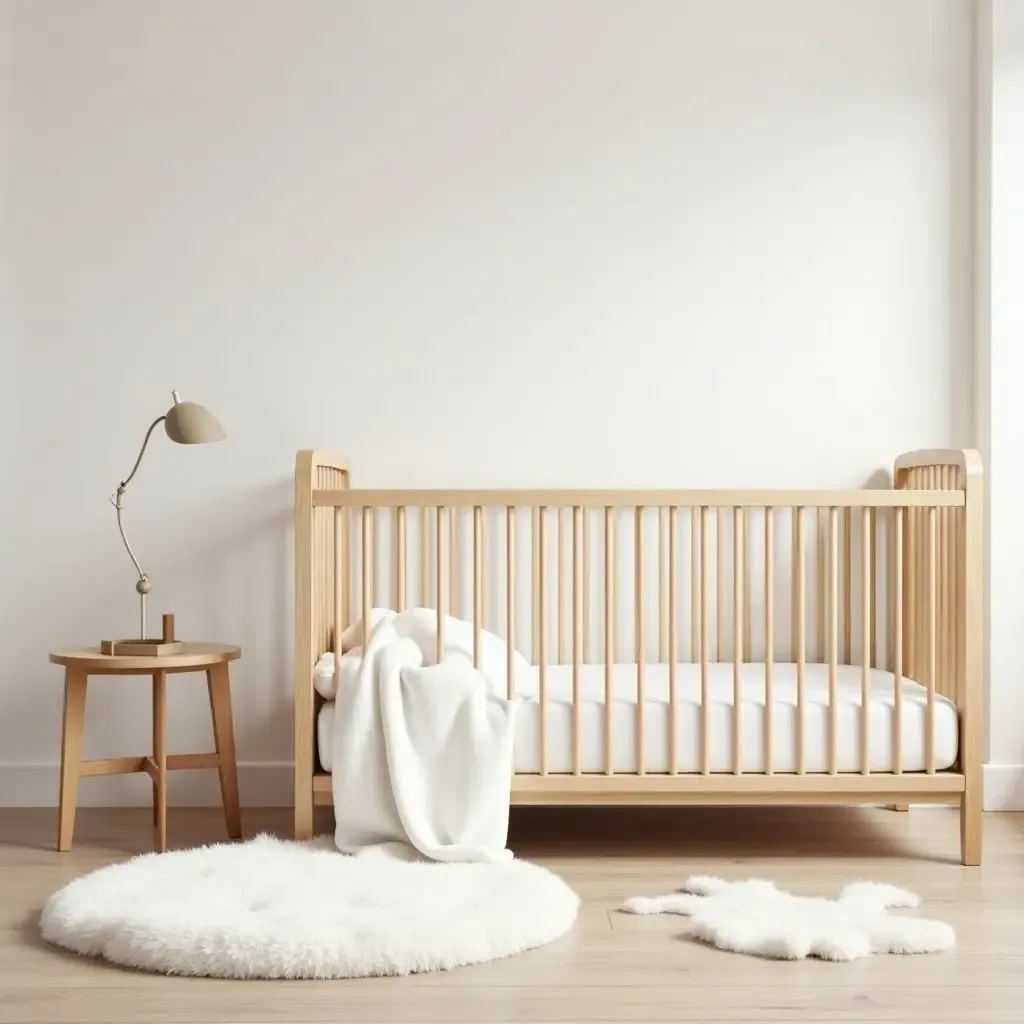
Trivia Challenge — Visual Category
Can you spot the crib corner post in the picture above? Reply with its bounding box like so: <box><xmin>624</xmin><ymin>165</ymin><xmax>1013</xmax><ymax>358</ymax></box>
<box><xmin>294</xmin><ymin>452</ymin><xmax>317</xmax><ymax>841</ymax></box>
<box><xmin>960</xmin><ymin>450</ymin><xmax>984</xmax><ymax>866</ymax></box>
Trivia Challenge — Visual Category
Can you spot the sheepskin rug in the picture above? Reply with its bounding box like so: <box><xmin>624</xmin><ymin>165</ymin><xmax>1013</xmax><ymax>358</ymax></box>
<box><xmin>40</xmin><ymin>835</ymin><xmax>579</xmax><ymax>979</ymax></box>
<box><xmin>623</xmin><ymin>876</ymin><xmax>955</xmax><ymax>961</ymax></box>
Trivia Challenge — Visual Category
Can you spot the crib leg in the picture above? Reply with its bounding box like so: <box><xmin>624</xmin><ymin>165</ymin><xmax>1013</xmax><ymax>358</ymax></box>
<box><xmin>961</xmin><ymin>787</ymin><xmax>982</xmax><ymax>866</ymax></box>
<box><xmin>887</xmin><ymin>804</ymin><xmax>910</xmax><ymax>812</ymax></box>
<box><xmin>294</xmin><ymin>783</ymin><xmax>314</xmax><ymax>841</ymax></box>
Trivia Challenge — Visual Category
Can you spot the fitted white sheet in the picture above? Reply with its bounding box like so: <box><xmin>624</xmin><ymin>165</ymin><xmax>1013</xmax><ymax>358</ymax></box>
<box><xmin>317</xmin><ymin>662</ymin><xmax>958</xmax><ymax>775</ymax></box>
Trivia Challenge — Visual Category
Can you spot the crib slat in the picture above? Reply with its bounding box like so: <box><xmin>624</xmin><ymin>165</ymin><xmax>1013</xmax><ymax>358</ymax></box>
<box><xmin>334</xmin><ymin>508</ymin><xmax>344</xmax><ymax>676</ymax></box>
<box><xmin>604</xmin><ymin>507</ymin><xmax>615</xmax><ymax>776</ymax></box>
<box><xmin>573</xmin><ymin>506</ymin><xmax>582</xmax><ymax>775</ymax></box>
<box><xmin>764</xmin><ymin>507</ymin><xmax>774</xmax><ymax>775</ymax></box>
<box><xmin>691</xmin><ymin>506</ymin><xmax>700</xmax><ymax>662</ymax></box>
<box><xmin>669</xmin><ymin>506</ymin><xmax>679</xmax><ymax>775</ymax></box>
<box><xmin>842</xmin><ymin>508</ymin><xmax>851</xmax><ymax>664</ymax></box>
<box><xmin>717</xmin><ymin>507</ymin><xmax>725</xmax><ymax>662</ymax></box>
<box><xmin>362</xmin><ymin>507</ymin><xmax>372</xmax><ymax>653</ymax></box>
<box><xmin>743</xmin><ymin>510</ymin><xmax>751</xmax><ymax>662</ymax></box>
<box><xmin>948</xmin><ymin>480</ymin><xmax>955</xmax><ymax>705</ymax></box>
<box><xmin>421</xmin><ymin>507</ymin><xmax>429</xmax><ymax>608</ymax></box>
<box><xmin>583</xmin><ymin>509</ymin><xmax>591</xmax><ymax>664</ymax></box>
<box><xmin>817</xmin><ymin>507</ymin><xmax>826</xmax><ymax>661</ymax></box>
<box><xmin>452</xmin><ymin>507</ymin><xmax>460</xmax><ymax>618</ymax></box>
<box><xmin>536</xmin><ymin>505</ymin><xmax>544</xmax><ymax>663</ymax></box>
<box><xmin>920</xmin><ymin>495</ymin><xmax>928</xmax><ymax>680</ymax></box>
<box><xmin>558</xmin><ymin>508</ymin><xmax>566</xmax><ymax>665</ymax></box>
<box><xmin>396</xmin><ymin>506</ymin><xmax>406</xmax><ymax>613</ymax></box>
<box><xmin>828</xmin><ymin>506</ymin><xmax>838</xmax><ymax>775</ymax></box>
<box><xmin>909</xmin><ymin>493</ymin><xmax>917</xmax><ymax>684</ymax></box>
<box><xmin>938</xmin><ymin>470</ymin><xmax>947</xmax><ymax>699</ymax></box>
<box><xmin>539</xmin><ymin>507</ymin><xmax>548</xmax><ymax>776</ymax></box>
<box><xmin>893</xmin><ymin>507</ymin><xmax>904</xmax><ymax>774</ymax></box>
<box><xmin>796</xmin><ymin>507</ymin><xmax>806</xmax><ymax>776</ymax></box>
<box><xmin>373</xmin><ymin>508</ymin><xmax>381</xmax><ymax>610</ymax></box>
<box><xmin>635</xmin><ymin>507</ymin><xmax>646</xmax><ymax>776</ymax></box>
<box><xmin>506</xmin><ymin>507</ymin><xmax>515</xmax><ymax>701</ymax></box>
<box><xmin>342</xmin><ymin>508</ymin><xmax>350</xmax><ymax>632</ymax></box>
<box><xmin>870</xmin><ymin>506</ymin><xmax>878</xmax><ymax>669</ymax></box>
<box><xmin>732</xmin><ymin>507</ymin><xmax>744</xmax><ymax>774</ymax></box>
<box><xmin>927</xmin><ymin>505</ymin><xmax>936</xmax><ymax>774</ymax></box>
<box><xmin>435</xmin><ymin>507</ymin><xmax>445</xmax><ymax>659</ymax></box>
<box><xmin>659</xmin><ymin>507</ymin><xmax>668</xmax><ymax>663</ymax></box>
<box><xmin>861</xmin><ymin>506</ymin><xmax>872</xmax><ymax>774</ymax></box>
<box><xmin>473</xmin><ymin>506</ymin><xmax>483</xmax><ymax>670</ymax></box>
<box><xmin>950</xmin><ymin>481</ymin><xmax>958</xmax><ymax>720</ymax></box>
<box><xmin>700</xmin><ymin>507</ymin><xmax>710</xmax><ymax>775</ymax></box>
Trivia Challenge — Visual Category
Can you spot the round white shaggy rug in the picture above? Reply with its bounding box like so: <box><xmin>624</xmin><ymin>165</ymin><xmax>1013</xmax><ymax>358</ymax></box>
<box><xmin>40</xmin><ymin>835</ymin><xmax>579</xmax><ymax>979</ymax></box>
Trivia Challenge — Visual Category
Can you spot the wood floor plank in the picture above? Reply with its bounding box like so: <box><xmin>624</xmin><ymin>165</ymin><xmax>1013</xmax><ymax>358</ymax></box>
<box><xmin>0</xmin><ymin>806</ymin><xmax>1019</xmax><ymax>1024</ymax></box>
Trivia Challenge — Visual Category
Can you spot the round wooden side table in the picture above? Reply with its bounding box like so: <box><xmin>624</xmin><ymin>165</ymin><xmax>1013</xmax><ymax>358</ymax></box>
<box><xmin>49</xmin><ymin>643</ymin><xmax>242</xmax><ymax>853</ymax></box>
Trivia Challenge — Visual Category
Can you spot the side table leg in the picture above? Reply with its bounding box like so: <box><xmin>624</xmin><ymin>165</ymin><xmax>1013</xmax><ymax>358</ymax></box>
<box><xmin>152</xmin><ymin>670</ymin><xmax>167</xmax><ymax>852</ymax></box>
<box><xmin>207</xmin><ymin>664</ymin><xmax>242</xmax><ymax>840</ymax></box>
<box><xmin>57</xmin><ymin>668</ymin><xmax>87</xmax><ymax>852</ymax></box>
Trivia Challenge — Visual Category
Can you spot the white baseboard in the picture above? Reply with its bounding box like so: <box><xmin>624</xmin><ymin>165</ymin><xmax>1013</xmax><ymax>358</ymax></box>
<box><xmin>983</xmin><ymin>764</ymin><xmax>1024</xmax><ymax>810</ymax></box>
<box><xmin>0</xmin><ymin>762</ymin><xmax>293</xmax><ymax>808</ymax></box>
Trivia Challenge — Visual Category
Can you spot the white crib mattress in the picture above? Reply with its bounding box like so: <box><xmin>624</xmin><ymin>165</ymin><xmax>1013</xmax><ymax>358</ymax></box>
<box><xmin>316</xmin><ymin>662</ymin><xmax>958</xmax><ymax>775</ymax></box>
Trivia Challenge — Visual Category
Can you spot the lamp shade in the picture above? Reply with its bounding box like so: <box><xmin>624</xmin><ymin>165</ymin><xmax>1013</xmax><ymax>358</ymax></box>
<box><xmin>163</xmin><ymin>394</ymin><xmax>226</xmax><ymax>444</ymax></box>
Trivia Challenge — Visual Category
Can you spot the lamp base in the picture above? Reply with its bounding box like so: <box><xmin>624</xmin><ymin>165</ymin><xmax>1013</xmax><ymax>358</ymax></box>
<box><xmin>100</xmin><ymin>638</ymin><xmax>185</xmax><ymax>656</ymax></box>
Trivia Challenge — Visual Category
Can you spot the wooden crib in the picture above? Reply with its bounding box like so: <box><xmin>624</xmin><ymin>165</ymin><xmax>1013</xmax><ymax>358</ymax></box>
<box><xmin>293</xmin><ymin>449</ymin><xmax>983</xmax><ymax>864</ymax></box>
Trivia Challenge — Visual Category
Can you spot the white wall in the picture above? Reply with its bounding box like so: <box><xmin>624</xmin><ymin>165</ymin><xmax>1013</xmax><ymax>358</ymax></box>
<box><xmin>981</xmin><ymin>0</ymin><xmax>1024</xmax><ymax>809</ymax></box>
<box><xmin>1</xmin><ymin>0</ymin><xmax>974</xmax><ymax>805</ymax></box>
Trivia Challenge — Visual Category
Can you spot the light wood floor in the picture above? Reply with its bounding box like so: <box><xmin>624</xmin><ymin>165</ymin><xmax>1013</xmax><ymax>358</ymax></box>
<box><xmin>1</xmin><ymin>805</ymin><xmax>1021</xmax><ymax>1024</ymax></box>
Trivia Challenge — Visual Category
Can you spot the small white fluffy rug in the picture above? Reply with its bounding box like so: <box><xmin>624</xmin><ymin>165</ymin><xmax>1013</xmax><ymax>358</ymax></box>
<box><xmin>40</xmin><ymin>835</ymin><xmax>579</xmax><ymax>979</ymax></box>
<box><xmin>623</xmin><ymin>877</ymin><xmax>955</xmax><ymax>961</ymax></box>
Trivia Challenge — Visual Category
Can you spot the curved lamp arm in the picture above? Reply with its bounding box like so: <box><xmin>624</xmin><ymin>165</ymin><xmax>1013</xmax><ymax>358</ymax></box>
<box><xmin>110</xmin><ymin>416</ymin><xmax>165</xmax><ymax>630</ymax></box>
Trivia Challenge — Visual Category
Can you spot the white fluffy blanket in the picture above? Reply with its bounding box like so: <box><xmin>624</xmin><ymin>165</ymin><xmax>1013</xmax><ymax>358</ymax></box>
<box><xmin>326</xmin><ymin>609</ymin><xmax>519</xmax><ymax>863</ymax></box>
<box><xmin>623</xmin><ymin>876</ymin><xmax>956</xmax><ymax>961</ymax></box>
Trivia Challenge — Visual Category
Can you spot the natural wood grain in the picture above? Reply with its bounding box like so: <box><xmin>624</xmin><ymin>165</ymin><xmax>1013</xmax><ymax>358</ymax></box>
<box><xmin>668</xmin><ymin>506</ymin><xmax>678</xmax><ymax>775</ymax></box>
<box><xmin>206</xmin><ymin>664</ymin><xmax>242</xmax><ymax>841</ymax></box>
<box><xmin>960</xmin><ymin>451</ymin><xmax>983</xmax><ymax>865</ymax></box>
<box><xmin>421</xmin><ymin>505</ymin><xmax>430</xmax><ymax>607</ymax></box>
<box><xmin>716</xmin><ymin>506</ymin><xmax>725</xmax><ymax>663</ymax></box>
<box><xmin>658</xmin><ymin>506</ymin><xmax>668</xmax><ymax>662</ymax></box>
<box><xmin>732</xmin><ymin>507</ymin><xmax>743</xmax><ymax>774</ymax></box>
<box><xmin>295</xmin><ymin>450</ymin><xmax>985</xmax><ymax>866</ymax></box>
<box><xmin>894</xmin><ymin>506</ymin><xmax>904</xmax><ymax>774</ymax></box>
<box><xmin>572</xmin><ymin>506</ymin><xmax>582</xmax><ymax>776</ymax></box>
<box><xmin>763</xmin><ymin>507</ymin><xmax>774</xmax><ymax>775</ymax></box>
<box><xmin>507</xmin><ymin>506</ymin><xmax>516</xmax><ymax>700</ymax></box>
<box><xmin>56</xmin><ymin>668</ymin><xmax>86</xmax><ymax>852</ymax></box>
<box><xmin>473</xmin><ymin>506</ymin><xmax>483</xmax><ymax>670</ymax></box>
<box><xmin>699</xmin><ymin>506</ymin><xmax>709</xmax><ymax>775</ymax></box>
<box><xmin>690</xmin><ymin>506</ymin><xmax>700</xmax><ymax>662</ymax></box>
<box><xmin>828</xmin><ymin>506</ymin><xmax>838</xmax><ymax>775</ymax></box>
<box><xmin>49</xmin><ymin>644</ymin><xmax>241</xmax><ymax>673</ymax></box>
<box><xmin>795</xmin><ymin>507</ymin><xmax>806</xmax><ymax>775</ymax></box>
<box><xmin>558</xmin><ymin>508</ymin><xmax>566</xmax><ymax>666</ymax></box>
<box><xmin>539</xmin><ymin>507</ymin><xmax>548</xmax><ymax>776</ymax></box>
<box><xmin>152</xmin><ymin>669</ymin><xmax>166</xmax><ymax>853</ymax></box>
<box><xmin>436</xmin><ymin>506</ymin><xmax>445</xmax><ymax>658</ymax></box>
<box><xmin>635</xmin><ymin>507</ymin><xmax>645</xmax><ymax>776</ymax></box>
<box><xmin>604</xmin><ymin>507</ymin><xmax>614</xmax><ymax>776</ymax></box>
<box><xmin>582</xmin><ymin>508</ymin><xmax>591</xmax><ymax>664</ymax></box>
<box><xmin>395</xmin><ymin>505</ymin><xmax>406</xmax><ymax>613</ymax></box>
<box><xmin>314</xmin><ymin>488</ymin><xmax>965</xmax><ymax>508</ymax></box>
<box><xmin>862</xmin><ymin>505</ymin><xmax>872</xmax><ymax>775</ymax></box>
<box><xmin>1</xmin><ymin>805</ymin><xmax>1014</xmax><ymax>1024</ymax></box>
<box><xmin>927</xmin><ymin>505</ymin><xmax>937</xmax><ymax>774</ymax></box>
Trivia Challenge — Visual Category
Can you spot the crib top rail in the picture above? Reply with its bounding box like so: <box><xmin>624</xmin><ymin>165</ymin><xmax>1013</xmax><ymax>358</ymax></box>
<box><xmin>312</xmin><ymin>488</ymin><xmax>965</xmax><ymax>509</ymax></box>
